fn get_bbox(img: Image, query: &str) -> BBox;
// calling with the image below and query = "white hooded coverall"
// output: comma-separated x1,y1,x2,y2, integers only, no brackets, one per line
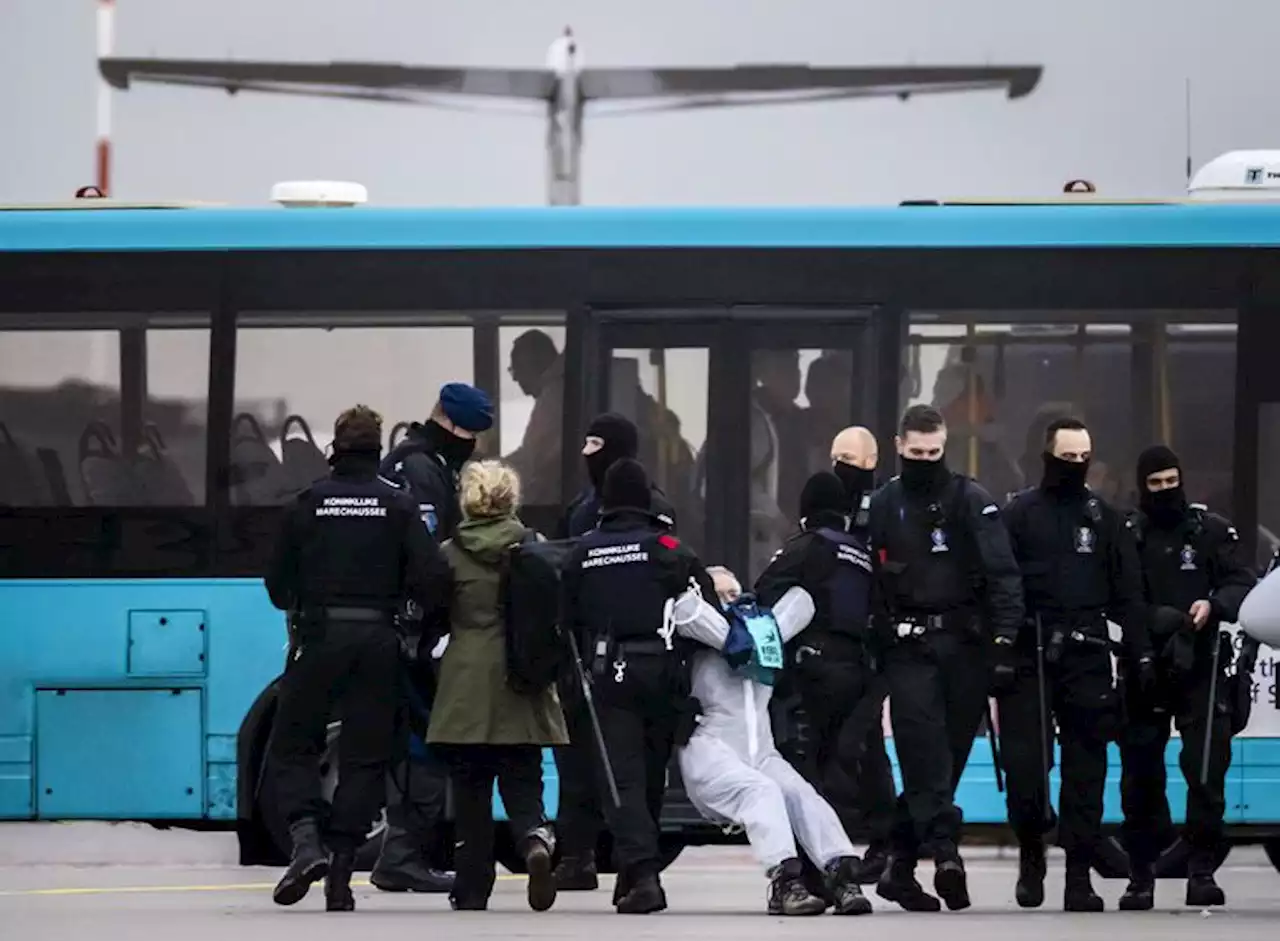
671,585,857,872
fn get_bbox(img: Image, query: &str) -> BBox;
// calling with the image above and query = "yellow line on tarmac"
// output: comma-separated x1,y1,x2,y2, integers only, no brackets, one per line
0,874,523,898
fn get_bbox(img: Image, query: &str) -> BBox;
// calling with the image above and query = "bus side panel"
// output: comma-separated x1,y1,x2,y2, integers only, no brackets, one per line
0,578,284,821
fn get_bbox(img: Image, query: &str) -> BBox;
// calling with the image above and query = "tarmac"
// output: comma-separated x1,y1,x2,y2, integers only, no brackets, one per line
3,822,1279,940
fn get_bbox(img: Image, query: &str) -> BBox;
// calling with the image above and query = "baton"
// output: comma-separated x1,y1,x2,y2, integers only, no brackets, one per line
566,629,621,809
1034,614,1053,825
1201,628,1223,787
986,698,1005,793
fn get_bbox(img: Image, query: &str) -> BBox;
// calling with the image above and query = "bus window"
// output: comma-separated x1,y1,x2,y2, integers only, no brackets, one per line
0,322,209,508
1255,404,1280,568
500,322,566,516
904,314,1236,514
748,348,859,580
610,347,707,557
228,318,476,506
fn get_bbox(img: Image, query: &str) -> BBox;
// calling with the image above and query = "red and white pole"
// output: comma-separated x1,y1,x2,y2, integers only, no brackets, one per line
95,0,115,196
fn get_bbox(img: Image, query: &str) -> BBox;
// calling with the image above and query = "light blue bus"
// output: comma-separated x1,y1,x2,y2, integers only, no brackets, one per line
3,197,1280,878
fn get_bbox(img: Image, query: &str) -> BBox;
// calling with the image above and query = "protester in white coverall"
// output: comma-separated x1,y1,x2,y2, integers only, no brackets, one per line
670,568,872,916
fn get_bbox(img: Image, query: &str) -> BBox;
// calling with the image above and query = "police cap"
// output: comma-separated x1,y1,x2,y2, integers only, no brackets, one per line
439,382,494,433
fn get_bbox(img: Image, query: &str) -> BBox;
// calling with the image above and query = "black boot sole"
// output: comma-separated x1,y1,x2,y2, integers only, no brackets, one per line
935,866,971,911
369,872,455,893
1118,892,1154,911
876,878,942,913
1064,895,1105,913
526,844,557,912
272,858,329,906
1015,880,1045,909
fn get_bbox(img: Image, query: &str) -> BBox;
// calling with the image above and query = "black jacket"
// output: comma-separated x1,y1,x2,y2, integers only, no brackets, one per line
558,483,677,539
379,423,461,542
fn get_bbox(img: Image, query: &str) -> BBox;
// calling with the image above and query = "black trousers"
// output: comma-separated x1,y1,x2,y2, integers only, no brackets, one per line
1119,655,1232,867
793,635,896,847
269,618,400,850
375,663,450,872
553,673,603,860
882,630,989,858
595,652,680,879
436,744,547,905
1000,642,1117,855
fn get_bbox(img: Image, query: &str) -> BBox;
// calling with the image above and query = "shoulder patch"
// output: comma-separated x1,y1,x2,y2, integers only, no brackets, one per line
981,503,999,516
658,534,680,550
1226,526,1239,541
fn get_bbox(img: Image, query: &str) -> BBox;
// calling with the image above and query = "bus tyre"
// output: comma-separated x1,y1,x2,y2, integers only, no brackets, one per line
257,720,387,872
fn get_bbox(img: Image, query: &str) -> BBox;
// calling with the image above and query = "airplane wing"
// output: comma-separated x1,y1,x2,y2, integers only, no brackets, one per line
580,64,1042,104
98,58,555,101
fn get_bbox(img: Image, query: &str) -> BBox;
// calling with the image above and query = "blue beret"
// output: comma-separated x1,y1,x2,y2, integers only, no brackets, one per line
439,382,493,433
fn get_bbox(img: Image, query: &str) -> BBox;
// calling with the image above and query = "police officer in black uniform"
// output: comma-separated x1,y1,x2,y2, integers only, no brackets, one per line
867,405,1024,913
999,417,1154,912
553,413,677,891
754,470,877,913
1117,445,1255,910
265,405,450,911
829,426,897,882
560,458,715,914
371,382,493,894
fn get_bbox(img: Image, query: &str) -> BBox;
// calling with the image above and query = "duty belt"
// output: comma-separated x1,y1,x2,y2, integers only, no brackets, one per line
1032,615,1110,663
892,609,973,639
308,606,393,623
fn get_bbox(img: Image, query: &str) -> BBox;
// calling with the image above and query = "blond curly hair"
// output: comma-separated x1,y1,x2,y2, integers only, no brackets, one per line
460,459,521,520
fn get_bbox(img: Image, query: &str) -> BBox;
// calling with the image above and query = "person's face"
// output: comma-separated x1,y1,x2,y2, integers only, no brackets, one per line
895,429,946,461
756,353,802,403
1145,466,1180,493
582,434,604,456
1050,428,1092,462
831,437,878,471
509,350,544,397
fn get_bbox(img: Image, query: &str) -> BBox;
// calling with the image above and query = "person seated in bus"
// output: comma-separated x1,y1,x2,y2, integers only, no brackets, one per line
425,459,568,912
671,565,872,916
503,329,564,507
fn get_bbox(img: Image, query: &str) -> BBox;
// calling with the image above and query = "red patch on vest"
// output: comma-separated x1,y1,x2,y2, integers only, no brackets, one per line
658,535,680,550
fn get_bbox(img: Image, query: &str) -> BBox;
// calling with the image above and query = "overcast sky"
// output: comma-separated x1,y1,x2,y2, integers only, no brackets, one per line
5,0,1280,206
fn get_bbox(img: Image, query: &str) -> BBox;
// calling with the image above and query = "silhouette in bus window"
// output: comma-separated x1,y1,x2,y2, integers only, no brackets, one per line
503,329,564,507
934,367,1022,502
753,350,809,522
802,352,859,480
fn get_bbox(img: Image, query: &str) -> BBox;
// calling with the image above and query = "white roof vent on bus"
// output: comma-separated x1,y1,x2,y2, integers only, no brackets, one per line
1188,151,1280,201
270,181,368,208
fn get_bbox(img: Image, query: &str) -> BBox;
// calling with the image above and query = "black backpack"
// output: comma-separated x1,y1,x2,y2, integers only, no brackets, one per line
499,532,575,695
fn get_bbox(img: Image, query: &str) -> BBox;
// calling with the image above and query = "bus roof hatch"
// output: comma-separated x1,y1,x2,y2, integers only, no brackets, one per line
270,181,368,208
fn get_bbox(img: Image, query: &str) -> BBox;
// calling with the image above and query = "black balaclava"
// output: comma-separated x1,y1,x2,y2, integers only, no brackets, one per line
601,458,652,512
800,471,849,529
585,412,640,491
833,461,875,510
423,419,476,469
1137,444,1187,527
900,455,950,496
1041,451,1090,494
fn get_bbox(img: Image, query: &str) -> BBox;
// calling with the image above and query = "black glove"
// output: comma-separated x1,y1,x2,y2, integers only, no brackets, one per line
990,634,1018,697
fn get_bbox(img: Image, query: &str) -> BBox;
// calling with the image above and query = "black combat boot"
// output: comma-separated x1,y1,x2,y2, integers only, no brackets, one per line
875,853,942,912
553,850,599,891
823,856,874,915
931,841,970,911
324,850,356,912
369,824,455,893
522,825,558,912
272,818,330,906
1185,849,1226,907
615,865,666,914
1015,839,1046,909
765,858,827,916
1118,859,1155,911
1063,851,1104,912
853,841,889,884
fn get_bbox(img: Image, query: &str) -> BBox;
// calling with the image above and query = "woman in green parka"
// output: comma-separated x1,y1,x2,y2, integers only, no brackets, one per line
427,458,569,912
